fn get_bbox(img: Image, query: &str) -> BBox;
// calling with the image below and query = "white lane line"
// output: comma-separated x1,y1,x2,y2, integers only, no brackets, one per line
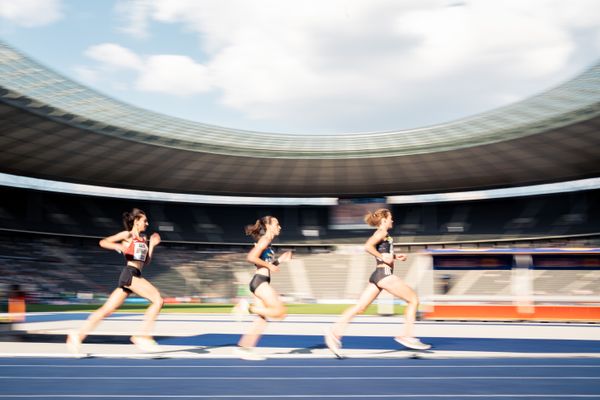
0,395,599,398
2,352,600,360
0,376,598,380
0,364,599,368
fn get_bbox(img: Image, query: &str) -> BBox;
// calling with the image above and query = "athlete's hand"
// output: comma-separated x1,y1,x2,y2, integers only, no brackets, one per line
278,250,293,263
395,253,407,261
381,253,394,265
149,232,161,246
269,263,280,273
117,242,128,253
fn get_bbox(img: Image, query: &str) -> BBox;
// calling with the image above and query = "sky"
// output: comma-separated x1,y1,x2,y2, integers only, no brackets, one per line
0,0,599,135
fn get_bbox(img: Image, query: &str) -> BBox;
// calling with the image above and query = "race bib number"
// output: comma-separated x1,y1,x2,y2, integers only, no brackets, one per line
133,242,148,261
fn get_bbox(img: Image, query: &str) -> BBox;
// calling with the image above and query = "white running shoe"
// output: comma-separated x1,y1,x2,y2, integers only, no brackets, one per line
232,298,250,321
234,346,266,361
394,336,431,350
131,336,162,353
324,328,343,358
66,332,82,354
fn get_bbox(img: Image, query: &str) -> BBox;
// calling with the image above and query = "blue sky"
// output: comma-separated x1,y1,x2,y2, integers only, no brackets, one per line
1,0,599,134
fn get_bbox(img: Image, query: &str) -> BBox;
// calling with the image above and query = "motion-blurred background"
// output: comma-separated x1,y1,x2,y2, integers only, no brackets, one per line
0,1,599,321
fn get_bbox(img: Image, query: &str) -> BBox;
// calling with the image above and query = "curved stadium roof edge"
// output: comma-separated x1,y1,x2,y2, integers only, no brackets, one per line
1,40,599,197
1,40,599,160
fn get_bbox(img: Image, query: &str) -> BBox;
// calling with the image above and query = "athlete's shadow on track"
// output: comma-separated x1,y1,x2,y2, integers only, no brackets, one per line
274,345,433,358
377,349,434,356
185,344,238,354
284,344,327,355
275,344,350,359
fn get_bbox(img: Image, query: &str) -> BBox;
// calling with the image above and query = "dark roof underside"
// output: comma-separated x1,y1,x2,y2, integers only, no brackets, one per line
1,100,599,197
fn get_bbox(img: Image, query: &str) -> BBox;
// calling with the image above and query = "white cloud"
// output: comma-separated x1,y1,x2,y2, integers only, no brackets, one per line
82,44,211,96
114,0,153,39
0,0,63,27
85,43,143,71
111,0,600,130
137,55,212,95
394,2,573,79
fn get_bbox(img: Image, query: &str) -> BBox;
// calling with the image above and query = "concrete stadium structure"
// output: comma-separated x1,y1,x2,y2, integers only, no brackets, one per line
1,40,599,197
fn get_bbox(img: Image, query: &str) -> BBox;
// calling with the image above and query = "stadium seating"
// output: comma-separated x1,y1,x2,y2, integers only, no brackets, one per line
1,186,598,244
0,186,598,303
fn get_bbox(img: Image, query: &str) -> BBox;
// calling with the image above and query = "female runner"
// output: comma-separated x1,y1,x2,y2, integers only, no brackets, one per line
325,208,430,357
67,208,164,353
233,216,292,360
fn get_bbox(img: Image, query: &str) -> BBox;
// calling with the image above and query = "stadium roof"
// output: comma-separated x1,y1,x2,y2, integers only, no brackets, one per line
1,40,599,197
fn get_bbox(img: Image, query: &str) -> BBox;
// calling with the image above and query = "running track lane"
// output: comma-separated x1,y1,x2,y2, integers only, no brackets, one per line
0,357,599,399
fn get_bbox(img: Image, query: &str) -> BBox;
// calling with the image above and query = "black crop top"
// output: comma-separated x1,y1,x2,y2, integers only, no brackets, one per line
375,235,394,263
